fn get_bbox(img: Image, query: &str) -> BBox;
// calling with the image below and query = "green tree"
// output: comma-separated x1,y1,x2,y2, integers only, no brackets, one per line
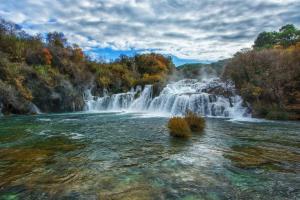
254,31,277,49
46,32,67,48
278,24,300,47
254,24,300,49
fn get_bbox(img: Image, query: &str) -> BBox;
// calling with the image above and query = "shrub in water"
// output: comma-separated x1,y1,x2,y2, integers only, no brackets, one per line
168,117,191,138
185,111,205,132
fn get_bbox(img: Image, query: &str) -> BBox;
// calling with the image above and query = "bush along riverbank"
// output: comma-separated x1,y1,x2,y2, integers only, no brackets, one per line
0,19,175,115
223,24,300,120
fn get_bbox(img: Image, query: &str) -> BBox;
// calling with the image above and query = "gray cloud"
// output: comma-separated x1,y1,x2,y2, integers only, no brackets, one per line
0,0,299,60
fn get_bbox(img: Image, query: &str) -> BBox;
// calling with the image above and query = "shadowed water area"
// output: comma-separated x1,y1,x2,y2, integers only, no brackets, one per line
0,113,299,200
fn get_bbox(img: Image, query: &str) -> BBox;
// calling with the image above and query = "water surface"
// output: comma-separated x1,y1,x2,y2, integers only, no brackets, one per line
0,113,299,199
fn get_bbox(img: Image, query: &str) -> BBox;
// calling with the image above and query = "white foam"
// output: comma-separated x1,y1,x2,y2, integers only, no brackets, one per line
37,118,52,122
84,78,250,119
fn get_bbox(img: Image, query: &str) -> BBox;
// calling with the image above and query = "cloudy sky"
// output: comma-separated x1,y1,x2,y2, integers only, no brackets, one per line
0,0,299,65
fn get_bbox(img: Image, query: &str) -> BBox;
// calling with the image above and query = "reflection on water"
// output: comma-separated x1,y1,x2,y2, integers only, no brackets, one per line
0,113,299,199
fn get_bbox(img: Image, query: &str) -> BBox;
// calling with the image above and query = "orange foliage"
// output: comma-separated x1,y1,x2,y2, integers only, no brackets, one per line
168,117,191,138
136,54,171,74
73,48,84,62
42,48,52,65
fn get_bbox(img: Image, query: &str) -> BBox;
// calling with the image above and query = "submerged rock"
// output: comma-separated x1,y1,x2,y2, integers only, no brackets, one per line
225,146,300,172
0,148,53,187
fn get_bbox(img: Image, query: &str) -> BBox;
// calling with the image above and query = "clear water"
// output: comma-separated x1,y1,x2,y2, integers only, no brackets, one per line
0,113,299,200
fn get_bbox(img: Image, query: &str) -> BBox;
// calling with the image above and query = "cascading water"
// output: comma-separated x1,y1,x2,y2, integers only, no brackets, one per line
30,103,42,114
84,78,250,118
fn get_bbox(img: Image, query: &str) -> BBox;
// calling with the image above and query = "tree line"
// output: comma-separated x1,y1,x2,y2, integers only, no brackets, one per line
223,24,300,120
0,19,175,114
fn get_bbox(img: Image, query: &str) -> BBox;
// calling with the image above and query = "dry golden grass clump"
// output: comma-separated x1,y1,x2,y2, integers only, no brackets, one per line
185,111,206,132
168,117,191,138
168,111,205,138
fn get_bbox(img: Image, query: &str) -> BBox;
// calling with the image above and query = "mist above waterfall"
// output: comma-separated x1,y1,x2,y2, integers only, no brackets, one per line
84,77,250,118
174,60,227,81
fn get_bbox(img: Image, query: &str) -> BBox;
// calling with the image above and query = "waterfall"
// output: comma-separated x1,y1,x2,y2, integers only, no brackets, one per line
29,103,42,114
84,78,250,118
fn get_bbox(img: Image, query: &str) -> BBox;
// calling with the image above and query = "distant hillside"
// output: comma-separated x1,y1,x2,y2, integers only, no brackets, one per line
176,59,228,79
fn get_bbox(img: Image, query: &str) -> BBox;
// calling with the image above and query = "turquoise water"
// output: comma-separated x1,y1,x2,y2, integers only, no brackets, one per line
0,112,299,199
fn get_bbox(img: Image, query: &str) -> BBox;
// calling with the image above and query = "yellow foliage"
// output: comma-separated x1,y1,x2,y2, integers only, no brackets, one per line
8,40,26,62
168,117,191,138
273,45,283,50
99,76,111,88
286,41,300,52
252,86,263,97
14,76,33,101
141,73,163,84
72,47,84,62
122,73,135,87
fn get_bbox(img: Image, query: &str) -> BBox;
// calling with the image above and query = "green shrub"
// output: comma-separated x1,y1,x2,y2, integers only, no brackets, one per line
185,111,205,132
168,117,191,138
252,102,270,117
33,65,60,85
266,110,289,120
253,103,290,120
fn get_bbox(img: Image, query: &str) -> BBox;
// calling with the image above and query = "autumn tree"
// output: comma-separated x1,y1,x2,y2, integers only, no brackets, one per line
72,45,84,62
42,48,52,65
224,42,300,119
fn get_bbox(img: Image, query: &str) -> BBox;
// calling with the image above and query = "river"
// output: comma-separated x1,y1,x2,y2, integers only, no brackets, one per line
0,112,299,199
